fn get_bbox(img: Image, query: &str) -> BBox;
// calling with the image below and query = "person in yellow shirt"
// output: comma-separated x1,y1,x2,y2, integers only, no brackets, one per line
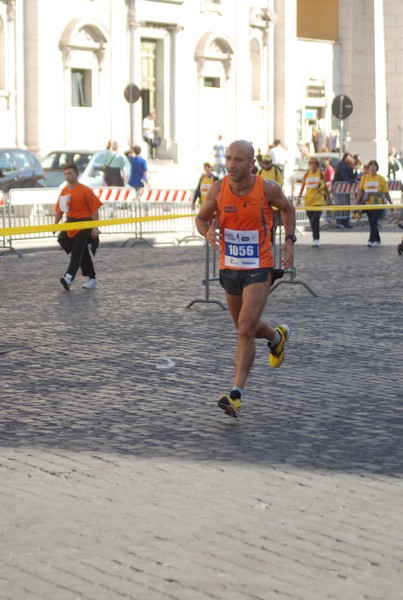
258,156,284,240
355,159,391,247
258,156,284,187
191,162,218,209
296,157,331,247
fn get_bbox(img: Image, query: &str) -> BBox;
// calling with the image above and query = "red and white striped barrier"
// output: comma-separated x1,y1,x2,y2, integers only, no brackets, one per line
0,191,4,206
93,188,138,203
388,180,402,191
331,181,401,193
92,187,192,203
331,182,360,194
140,188,192,203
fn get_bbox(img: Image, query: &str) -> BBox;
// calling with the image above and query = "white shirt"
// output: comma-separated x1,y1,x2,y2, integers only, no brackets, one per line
269,145,288,167
143,117,155,140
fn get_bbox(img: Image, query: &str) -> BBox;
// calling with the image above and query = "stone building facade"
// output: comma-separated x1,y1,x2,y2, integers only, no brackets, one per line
0,0,402,172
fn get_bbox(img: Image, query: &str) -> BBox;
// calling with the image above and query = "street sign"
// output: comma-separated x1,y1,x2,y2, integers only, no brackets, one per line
124,84,141,104
332,95,353,120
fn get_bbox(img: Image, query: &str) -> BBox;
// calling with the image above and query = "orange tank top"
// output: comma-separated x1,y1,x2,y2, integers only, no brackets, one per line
216,175,273,270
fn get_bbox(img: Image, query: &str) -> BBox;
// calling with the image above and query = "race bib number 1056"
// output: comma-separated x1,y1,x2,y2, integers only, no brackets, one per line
224,228,259,268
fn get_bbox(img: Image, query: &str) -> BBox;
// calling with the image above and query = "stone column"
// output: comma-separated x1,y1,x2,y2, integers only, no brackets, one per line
338,0,388,172
273,0,297,166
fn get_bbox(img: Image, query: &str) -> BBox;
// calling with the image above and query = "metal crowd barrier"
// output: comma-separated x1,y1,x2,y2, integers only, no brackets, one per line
0,187,196,253
187,208,319,311
290,180,403,229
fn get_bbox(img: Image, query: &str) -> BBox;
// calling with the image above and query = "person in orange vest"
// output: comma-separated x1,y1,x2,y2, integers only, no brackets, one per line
195,140,296,418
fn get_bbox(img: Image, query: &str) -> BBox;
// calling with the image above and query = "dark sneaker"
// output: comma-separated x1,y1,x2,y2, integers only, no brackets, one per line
217,393,242,418
60,274,73,290
268,324,290,368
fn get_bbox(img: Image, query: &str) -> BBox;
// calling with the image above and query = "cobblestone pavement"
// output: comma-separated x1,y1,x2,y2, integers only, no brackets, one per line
1,224,403,599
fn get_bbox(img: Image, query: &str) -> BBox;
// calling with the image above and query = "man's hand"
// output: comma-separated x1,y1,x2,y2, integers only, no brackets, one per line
205,222,221,249
281,239,294,271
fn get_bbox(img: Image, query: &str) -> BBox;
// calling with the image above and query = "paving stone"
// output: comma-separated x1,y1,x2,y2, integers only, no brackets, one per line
1,225,403,599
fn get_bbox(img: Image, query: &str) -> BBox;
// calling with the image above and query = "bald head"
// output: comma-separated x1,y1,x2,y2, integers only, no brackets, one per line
227,140,255,161
225,140,256,184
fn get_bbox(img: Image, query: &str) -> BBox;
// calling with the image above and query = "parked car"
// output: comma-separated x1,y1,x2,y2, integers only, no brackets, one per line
0,147,46,193
41,150,95,187
79,150,131,188
289,152,340,185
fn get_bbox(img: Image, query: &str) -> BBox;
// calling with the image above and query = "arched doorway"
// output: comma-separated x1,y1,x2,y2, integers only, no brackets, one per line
59,19,109,146
194,33,234,159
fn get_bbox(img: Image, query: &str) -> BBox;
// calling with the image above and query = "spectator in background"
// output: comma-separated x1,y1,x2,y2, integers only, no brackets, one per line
323,157,335,183
258,155,284,187
212,134,227,178
332,152,357,229
296,156,331,247
128,145,149,190
254,148,263,173
192,162,218,210
353,154,363,180
388,148,400,180
268,139,288,173
103,140,126,186
142,111,160,159
258,155,284,241
355,159,392,247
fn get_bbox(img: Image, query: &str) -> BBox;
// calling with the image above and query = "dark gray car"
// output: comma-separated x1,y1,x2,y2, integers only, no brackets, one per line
0,148,46,193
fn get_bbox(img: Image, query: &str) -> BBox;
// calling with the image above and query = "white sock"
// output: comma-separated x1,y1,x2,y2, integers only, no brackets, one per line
270,331,281,348
232,386,243,398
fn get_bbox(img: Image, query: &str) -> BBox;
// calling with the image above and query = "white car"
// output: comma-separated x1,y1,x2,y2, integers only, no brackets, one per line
79,150,132,188
288,152,340,186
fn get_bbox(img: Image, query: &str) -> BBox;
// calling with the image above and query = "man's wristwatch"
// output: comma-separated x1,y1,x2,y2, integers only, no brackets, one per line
285,234,297,243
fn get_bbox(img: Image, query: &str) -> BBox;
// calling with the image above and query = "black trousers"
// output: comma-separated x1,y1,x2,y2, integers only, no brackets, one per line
59,230,96,279
306,210,322,240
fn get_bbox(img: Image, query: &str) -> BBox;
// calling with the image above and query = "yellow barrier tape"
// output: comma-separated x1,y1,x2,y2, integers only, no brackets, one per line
0,212,195,237
294,204,403,212
1,205,402,236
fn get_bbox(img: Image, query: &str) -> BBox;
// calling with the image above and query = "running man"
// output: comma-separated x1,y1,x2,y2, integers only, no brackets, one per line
195,140,296,418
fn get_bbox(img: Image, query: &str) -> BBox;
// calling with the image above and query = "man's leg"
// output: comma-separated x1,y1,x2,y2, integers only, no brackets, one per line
80,244,96,279
65,230,91,278
226,279,275,390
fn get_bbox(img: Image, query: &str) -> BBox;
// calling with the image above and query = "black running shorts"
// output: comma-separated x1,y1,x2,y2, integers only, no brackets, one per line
219,268,284,296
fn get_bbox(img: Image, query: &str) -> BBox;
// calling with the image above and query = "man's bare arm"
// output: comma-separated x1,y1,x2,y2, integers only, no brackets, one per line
264,180,296,270
195,180,222,248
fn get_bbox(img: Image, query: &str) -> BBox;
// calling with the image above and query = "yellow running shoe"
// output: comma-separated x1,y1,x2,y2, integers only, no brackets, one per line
268,324,290,368
217,393,242,418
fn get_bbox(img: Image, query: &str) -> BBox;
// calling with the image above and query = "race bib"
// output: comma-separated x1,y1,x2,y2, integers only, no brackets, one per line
224,228,259,268
306,176,320,189
364,181,379,193
59,194,70,212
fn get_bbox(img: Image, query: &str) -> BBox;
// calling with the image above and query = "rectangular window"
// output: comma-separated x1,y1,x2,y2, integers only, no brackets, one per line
71,68,92,107
141,39,157,119
0,150,14,172
203,77,220,88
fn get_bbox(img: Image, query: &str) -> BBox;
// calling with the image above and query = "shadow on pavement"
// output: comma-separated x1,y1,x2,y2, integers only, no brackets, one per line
1,242,402,475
